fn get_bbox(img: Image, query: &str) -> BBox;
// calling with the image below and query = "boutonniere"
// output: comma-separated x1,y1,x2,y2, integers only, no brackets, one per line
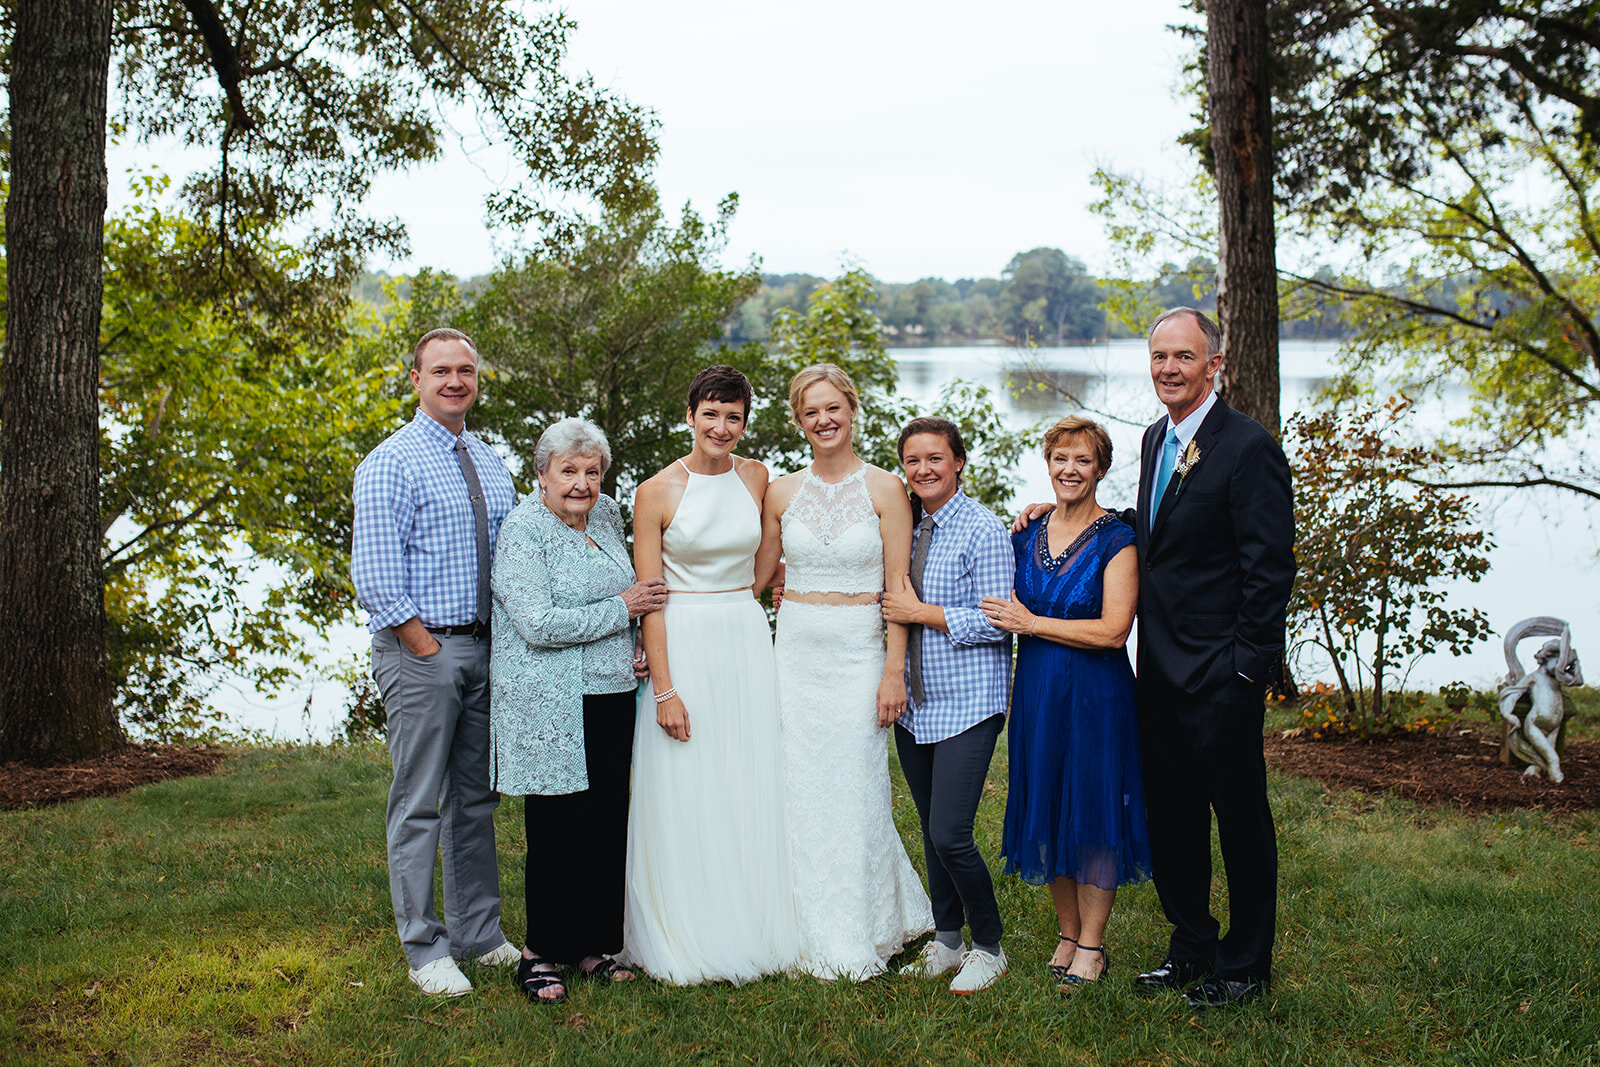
1173,440,1202,497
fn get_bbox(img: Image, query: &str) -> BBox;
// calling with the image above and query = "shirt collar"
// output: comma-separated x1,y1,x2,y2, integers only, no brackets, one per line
1165,389,1218,447
925,487,968,528
412,407,472,450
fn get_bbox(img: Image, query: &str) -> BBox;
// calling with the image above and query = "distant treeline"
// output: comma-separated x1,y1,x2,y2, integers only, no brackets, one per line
727,252,1356,347
356,247,1361,349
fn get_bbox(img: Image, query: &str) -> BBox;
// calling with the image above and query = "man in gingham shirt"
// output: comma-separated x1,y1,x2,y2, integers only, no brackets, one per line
352,328,520,996
881,418,1013,993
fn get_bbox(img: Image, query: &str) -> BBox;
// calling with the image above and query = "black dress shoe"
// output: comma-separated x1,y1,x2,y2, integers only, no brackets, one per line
1183,974,1270,1010
1133,958,1211,992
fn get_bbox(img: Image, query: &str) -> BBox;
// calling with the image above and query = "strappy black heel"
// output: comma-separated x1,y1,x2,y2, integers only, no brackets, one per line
1048,933,1079,982
1057,944,1110,993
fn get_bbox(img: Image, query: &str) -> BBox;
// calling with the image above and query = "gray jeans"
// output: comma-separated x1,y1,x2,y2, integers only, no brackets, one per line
371,629,503,968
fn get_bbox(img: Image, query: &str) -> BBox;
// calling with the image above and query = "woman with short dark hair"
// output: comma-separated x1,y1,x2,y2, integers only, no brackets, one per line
881,415,1014,994
623,365,801,985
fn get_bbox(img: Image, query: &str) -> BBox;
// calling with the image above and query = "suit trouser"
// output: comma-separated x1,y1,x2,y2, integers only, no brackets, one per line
1138,674,1276,981
894,715,1005,948
372,629,504,969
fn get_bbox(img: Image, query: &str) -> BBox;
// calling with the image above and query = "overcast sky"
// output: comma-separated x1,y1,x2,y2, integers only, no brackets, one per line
358,0,1202,283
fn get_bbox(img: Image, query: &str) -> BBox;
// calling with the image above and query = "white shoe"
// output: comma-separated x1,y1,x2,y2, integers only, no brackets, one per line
475,940,521,967
408,956,472,997
948,947,1007,994
899,938,966,979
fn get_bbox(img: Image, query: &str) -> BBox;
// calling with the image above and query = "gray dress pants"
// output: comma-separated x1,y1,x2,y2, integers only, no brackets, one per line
372,629,504,969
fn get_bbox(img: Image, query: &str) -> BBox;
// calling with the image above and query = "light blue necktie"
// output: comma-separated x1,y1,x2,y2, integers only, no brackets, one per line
1150,427,1179,532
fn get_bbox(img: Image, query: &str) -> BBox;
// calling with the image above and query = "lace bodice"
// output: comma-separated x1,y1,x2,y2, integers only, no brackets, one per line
781,465,883,596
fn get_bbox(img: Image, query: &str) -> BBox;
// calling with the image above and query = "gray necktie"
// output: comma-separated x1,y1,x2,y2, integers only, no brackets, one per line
453,438,492,624
906,512,937,707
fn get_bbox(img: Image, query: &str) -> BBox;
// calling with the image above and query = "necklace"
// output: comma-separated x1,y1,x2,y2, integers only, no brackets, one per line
1039,512,1113,572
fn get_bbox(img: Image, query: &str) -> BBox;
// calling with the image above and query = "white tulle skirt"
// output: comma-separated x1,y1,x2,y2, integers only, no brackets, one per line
623,591,800,985
775,601,933,979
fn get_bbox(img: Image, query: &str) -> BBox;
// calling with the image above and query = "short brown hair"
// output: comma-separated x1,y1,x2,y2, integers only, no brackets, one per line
1042,415,1112,476
787,363,860,428
687,364,753,418
412,327,479,372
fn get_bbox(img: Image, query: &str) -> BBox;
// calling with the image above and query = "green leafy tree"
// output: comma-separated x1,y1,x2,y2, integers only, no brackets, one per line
2,0,657,763
453,193,759,507
739,269,1028,518
997,248,1105,345
96,177,405,737
1285,397,1493,734
1258,1,1600,499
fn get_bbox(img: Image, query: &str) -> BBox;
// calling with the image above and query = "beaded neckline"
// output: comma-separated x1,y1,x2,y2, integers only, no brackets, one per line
1038,512,1115,572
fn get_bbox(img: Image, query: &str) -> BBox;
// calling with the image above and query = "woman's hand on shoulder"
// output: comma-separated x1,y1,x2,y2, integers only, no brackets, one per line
1010,502,1054,534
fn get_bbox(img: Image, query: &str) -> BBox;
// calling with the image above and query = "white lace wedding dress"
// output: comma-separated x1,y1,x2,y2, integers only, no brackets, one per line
775,464,933,979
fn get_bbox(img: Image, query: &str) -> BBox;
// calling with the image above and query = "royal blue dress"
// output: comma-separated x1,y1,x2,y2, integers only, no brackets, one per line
1000,513,1153,890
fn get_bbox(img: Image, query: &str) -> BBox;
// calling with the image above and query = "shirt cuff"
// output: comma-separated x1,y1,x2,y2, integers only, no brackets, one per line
366,595,421,633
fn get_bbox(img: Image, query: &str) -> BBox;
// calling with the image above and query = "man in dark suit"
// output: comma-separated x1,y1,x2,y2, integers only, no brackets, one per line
1130,307,1295,1009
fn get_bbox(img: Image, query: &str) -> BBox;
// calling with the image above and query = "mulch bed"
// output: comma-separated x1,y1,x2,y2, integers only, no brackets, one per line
1265,726,1600,814
0,742,225,810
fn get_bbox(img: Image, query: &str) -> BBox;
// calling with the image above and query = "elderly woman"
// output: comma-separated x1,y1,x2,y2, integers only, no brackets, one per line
490,417,666,1005
982,416,1151,991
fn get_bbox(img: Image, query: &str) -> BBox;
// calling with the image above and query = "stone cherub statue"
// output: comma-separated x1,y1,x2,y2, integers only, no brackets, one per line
1497,617,1583,784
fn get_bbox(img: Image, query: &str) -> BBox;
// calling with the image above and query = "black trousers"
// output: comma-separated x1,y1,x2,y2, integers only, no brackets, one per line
523,690,636,964
1138,674,1277,981
894,715,1005,948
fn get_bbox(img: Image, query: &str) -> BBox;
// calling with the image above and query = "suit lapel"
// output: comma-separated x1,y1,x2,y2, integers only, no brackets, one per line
1138,420,1162,548
1150,397,1230,545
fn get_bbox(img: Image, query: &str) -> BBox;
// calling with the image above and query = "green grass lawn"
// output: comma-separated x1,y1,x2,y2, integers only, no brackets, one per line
3,737,1598,1066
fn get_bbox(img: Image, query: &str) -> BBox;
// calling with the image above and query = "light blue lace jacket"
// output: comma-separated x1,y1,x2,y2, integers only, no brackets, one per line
489,492,636,796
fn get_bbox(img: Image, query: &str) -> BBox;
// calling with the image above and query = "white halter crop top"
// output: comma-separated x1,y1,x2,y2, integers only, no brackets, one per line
659,461,761,592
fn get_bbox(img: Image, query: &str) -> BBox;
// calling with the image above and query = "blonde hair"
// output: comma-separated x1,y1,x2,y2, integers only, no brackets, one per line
787,363,860,429
1043,415,1113,476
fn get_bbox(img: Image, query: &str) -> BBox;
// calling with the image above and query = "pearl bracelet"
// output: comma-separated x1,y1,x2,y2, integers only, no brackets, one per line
653,686,678,704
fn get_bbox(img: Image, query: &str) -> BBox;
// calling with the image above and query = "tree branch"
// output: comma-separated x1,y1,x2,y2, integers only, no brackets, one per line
1409,475,1600,501
180,0,255,131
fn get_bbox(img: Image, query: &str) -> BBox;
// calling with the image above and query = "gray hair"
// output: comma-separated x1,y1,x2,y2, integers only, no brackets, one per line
1148,307,1222,359
534,417,612,475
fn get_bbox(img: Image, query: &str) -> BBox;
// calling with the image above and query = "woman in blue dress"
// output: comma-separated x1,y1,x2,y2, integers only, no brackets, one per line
981,415,1152,991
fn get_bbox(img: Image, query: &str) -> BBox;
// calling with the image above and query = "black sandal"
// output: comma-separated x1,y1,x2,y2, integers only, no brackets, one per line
516,956,567,1004
1057,944,1110,993
1048,933,1079,982
578,955,636,983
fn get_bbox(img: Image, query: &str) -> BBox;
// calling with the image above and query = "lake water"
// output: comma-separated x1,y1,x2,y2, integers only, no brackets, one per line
225,339,1600,740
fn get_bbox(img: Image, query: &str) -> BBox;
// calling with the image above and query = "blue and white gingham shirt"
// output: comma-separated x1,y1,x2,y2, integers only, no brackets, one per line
899,489,1013,743
352,409,517,633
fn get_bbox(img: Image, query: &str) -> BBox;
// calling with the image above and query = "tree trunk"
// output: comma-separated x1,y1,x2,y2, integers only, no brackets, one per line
1206,0,1281,438
0,0,121,764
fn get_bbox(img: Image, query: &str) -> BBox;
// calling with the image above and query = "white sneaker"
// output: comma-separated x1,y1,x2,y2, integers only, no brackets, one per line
408,956,472,997
948,947,1007,994
475,940,521,967
899,938,966,978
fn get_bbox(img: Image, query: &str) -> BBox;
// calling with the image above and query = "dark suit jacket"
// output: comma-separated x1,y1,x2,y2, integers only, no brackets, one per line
1132,396,1295,697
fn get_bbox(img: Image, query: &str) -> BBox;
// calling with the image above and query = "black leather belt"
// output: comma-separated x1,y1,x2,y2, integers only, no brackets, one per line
425,622,490,639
